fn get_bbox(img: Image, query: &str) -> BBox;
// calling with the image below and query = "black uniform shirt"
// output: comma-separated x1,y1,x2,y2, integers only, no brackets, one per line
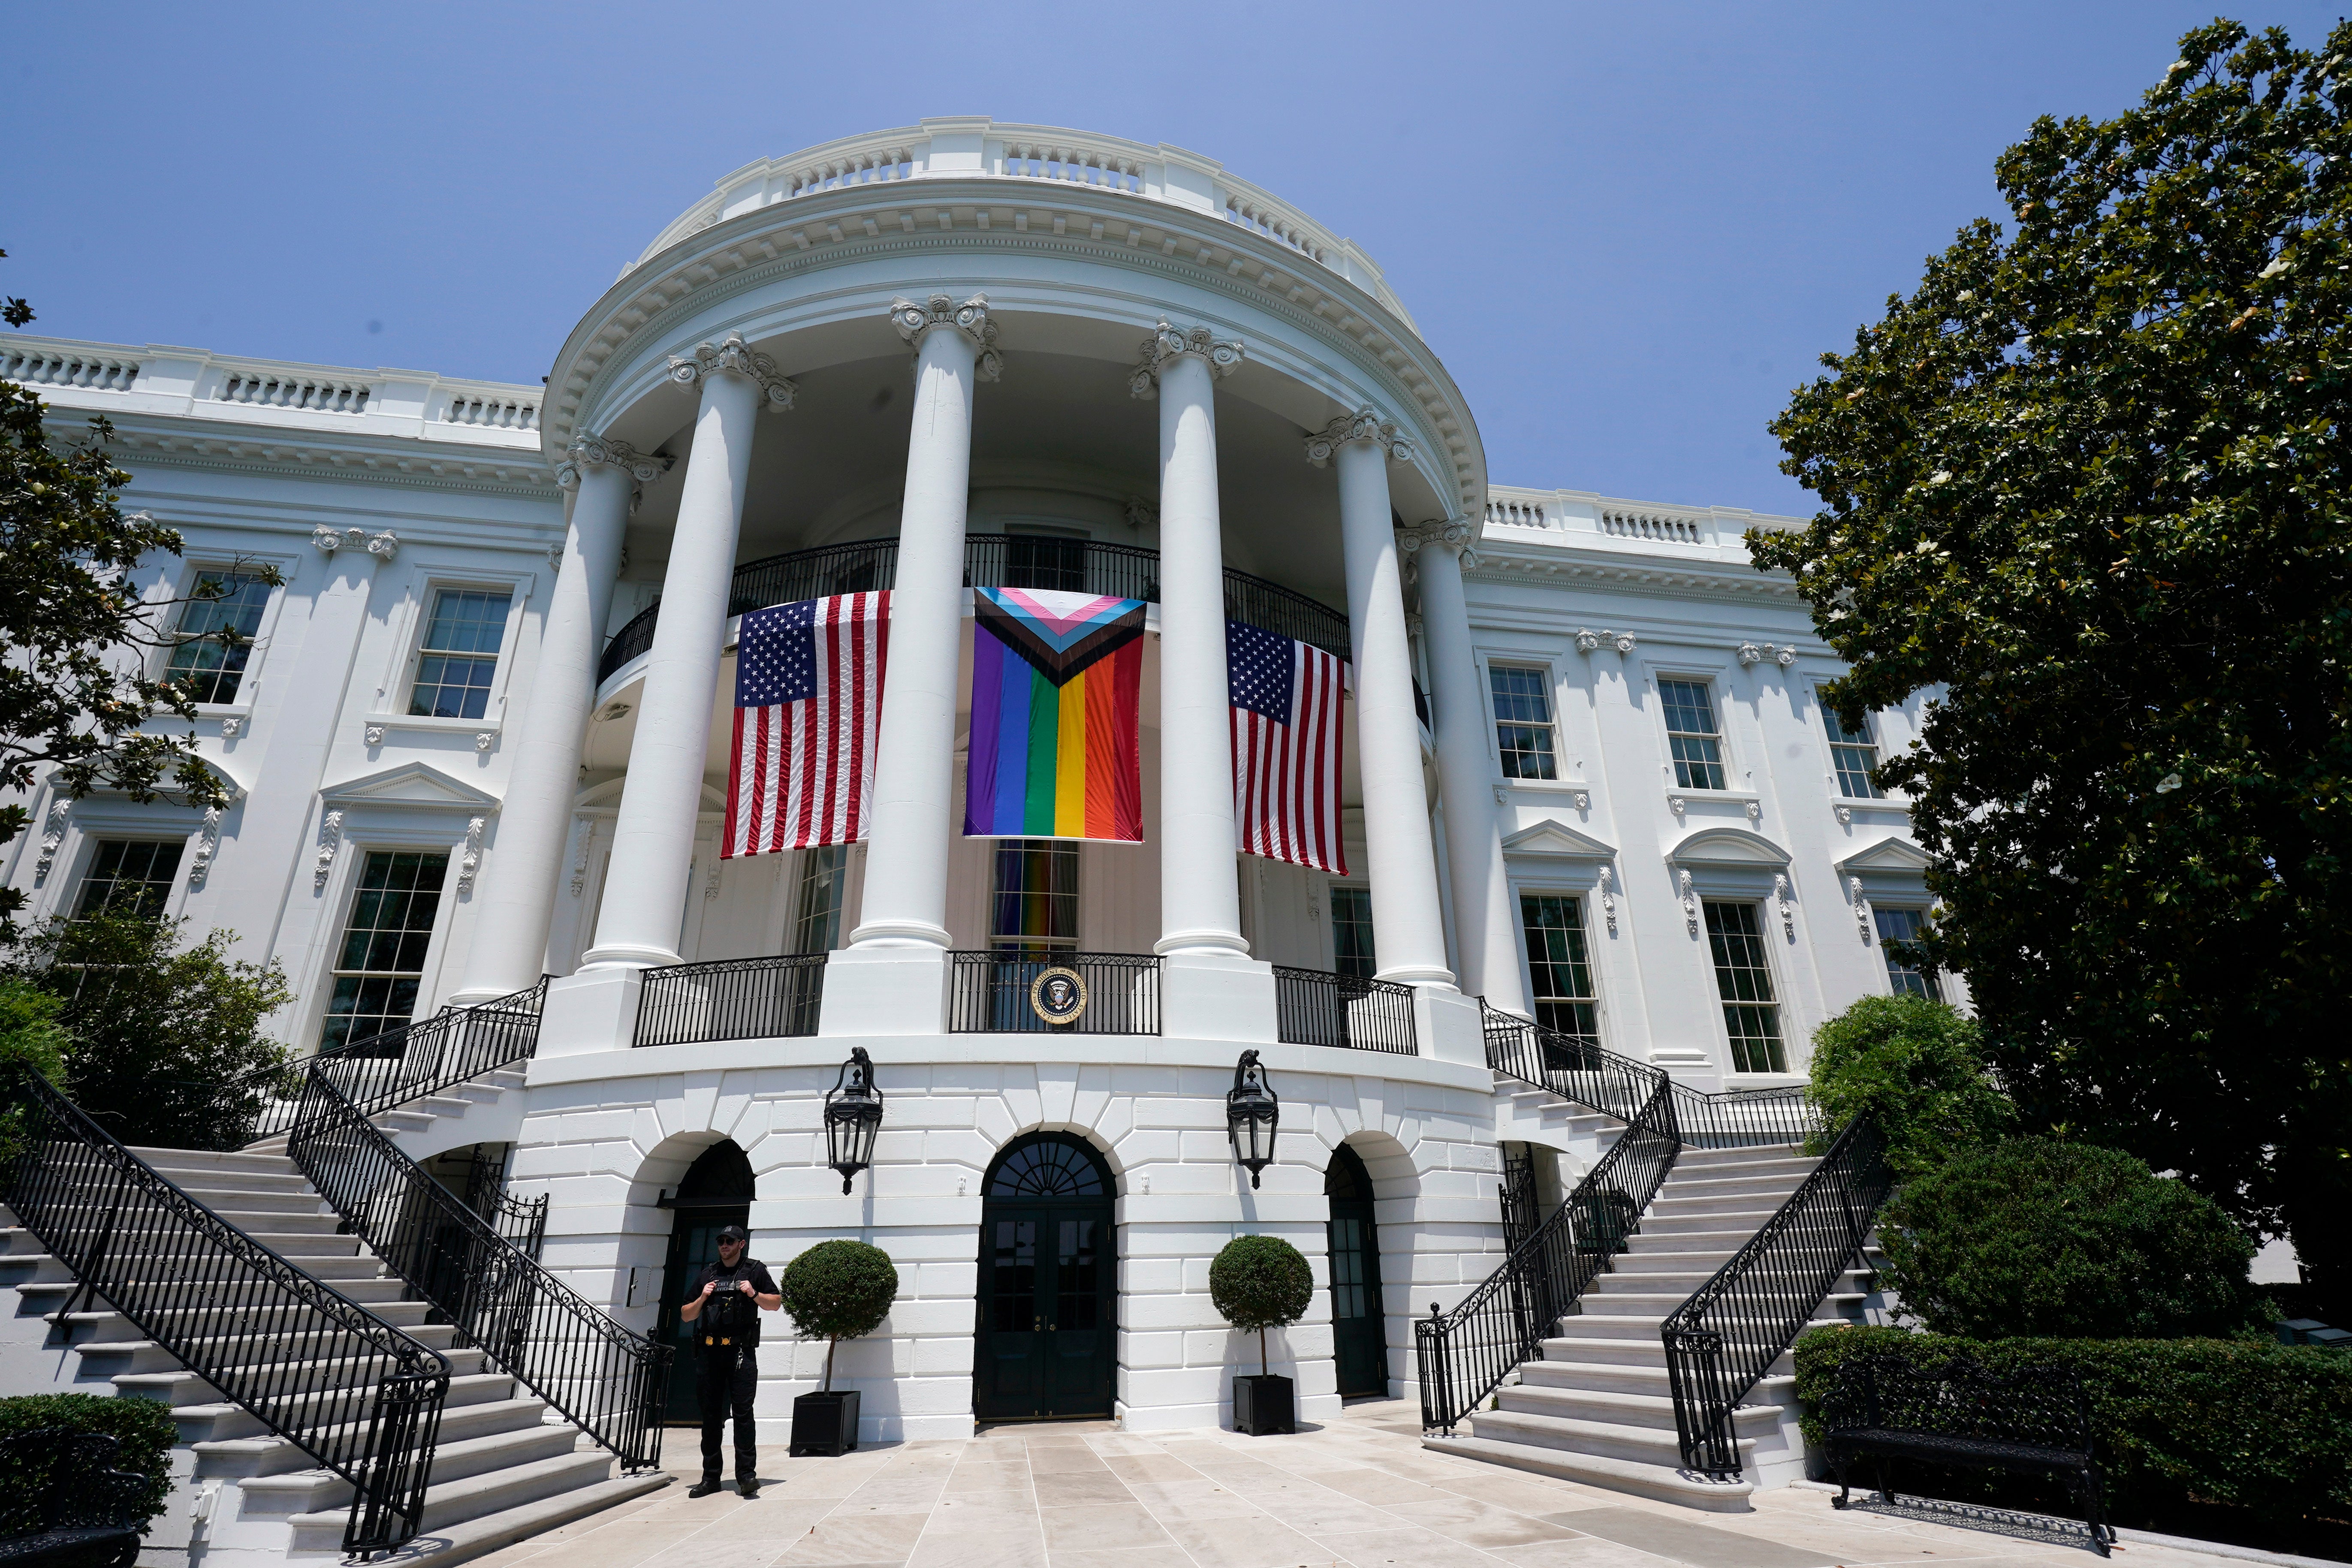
691,1257,778,1343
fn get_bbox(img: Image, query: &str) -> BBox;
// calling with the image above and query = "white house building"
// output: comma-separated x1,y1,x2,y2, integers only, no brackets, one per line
0,120,1947,1556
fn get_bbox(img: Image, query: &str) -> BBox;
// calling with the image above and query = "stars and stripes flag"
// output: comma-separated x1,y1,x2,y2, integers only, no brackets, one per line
722,593,889,856
1227,619,1349,874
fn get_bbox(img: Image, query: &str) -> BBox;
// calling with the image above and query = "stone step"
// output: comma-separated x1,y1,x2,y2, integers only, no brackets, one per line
76,1322,461,1378
1672,1143,1804,1167
283,1450,621,1552
163,1186,326,1215
1425,1432,1756,1511
122,1146,299,1177
1496,1381,1782,1435
241,1422,588,1516
1465,1404,1758,1478
1540,1335,1666,1368
1655,1170,1812,1200
1649,1191,1800,1218
1517,1360,1800,1404
172,1372,518,1444
312,1473,669,1568
115,1347,487,1408
193,1397,555,1480
125,1164,314,1195
49,1298,434,1344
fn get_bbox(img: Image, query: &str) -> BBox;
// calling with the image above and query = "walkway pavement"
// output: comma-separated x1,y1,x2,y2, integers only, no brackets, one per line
469,1401,2245,1568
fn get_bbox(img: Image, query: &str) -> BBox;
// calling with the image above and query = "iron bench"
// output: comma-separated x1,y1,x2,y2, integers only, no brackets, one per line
0,1429,148,1568
1823,1353,2112,1554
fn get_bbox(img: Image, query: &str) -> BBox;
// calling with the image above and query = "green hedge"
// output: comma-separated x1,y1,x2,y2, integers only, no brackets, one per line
0,1393,179,1536
1793,1324,2352,1528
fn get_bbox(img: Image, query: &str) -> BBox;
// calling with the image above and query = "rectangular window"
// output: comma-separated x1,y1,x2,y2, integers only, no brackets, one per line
1659,679,1728,791
1824,706,1884,799
1330,886,1376,980
990,839,1077,955
1874,907,1943,1002
163,570,272,705
407,588,513,720
75,840,184,919
1704,900,1786,1073
1488,665,1559,780
322,850,448,1052
1519,894,1599,1045
793,845,849,956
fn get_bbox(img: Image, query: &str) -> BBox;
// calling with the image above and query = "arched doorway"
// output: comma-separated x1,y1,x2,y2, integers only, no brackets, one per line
655,1140,755,1423
974,1132,1116,1422
1325,1144,1387,1398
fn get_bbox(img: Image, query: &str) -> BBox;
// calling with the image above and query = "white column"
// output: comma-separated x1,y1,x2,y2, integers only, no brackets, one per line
1310,409,1455,988
1140,322,1249,960
1405,520,1526,1011
453,438,661,1001
581,335,792,970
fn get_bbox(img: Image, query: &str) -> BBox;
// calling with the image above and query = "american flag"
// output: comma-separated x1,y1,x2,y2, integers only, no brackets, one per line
722,593,889,857
1228,619,1348,874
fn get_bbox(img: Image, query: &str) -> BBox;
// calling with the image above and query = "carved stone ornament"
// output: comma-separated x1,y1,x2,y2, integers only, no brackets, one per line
1746,799,1762,823
890,293,1003,382
187,805,224,890
364,723,386,747
1680,868,1699,937
1775,873,1795,938
33,800,69,884
1573,790,1591,812
1124,498,1158,532
1836,805,1853,826
1776,645,1798,667
1129,319,1242,400
1574,628,1636,654
1669,795,1687,820
1850,876,1873,943
220,715,244,740
667,332,797,411
1395,517,1479,577
1598,864,1619,935
1737,641,1763,666
1304,407,1413,467
555,433,674,491
365,530,399,564
312,524,350,554
704,859,723,900
1740,640,1799,667
456,816,485,894
314,809,344,890
474,732,495,752
567,817,592,898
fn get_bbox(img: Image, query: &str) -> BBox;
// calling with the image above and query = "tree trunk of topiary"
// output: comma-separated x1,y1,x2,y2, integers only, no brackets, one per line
824,1334,838,1393
1260,1326,1268,1378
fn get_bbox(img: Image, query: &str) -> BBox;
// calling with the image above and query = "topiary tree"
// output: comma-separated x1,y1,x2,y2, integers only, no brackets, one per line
1209,1234,1314,1378
1806,995,2012,1179
778,1239,898,1393
1880,1136,2259,1339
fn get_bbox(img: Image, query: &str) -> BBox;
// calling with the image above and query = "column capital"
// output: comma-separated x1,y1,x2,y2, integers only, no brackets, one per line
556,432,673,490
668,332,797,410
312,525,398,561
1395,516,1476,562
890,293,1004,382
1128,319,1243,400
1306,407,1414,467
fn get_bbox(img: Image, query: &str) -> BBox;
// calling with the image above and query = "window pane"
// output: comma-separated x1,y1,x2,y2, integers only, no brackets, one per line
164,571,271,705
1823,707,1884,799
1331,886,1376,980
1703,901,1785,1072
1874,907,1943,1002
322,850,448,1052
75,840,184,919
408,590,511,719
1488,666,1557,780
795,845,848,955
1519,894,1598,1045
990,839,1077,953
1659,679,1727,791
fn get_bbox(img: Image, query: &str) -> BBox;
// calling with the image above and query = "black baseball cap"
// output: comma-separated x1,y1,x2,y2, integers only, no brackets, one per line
717,1224,749,1243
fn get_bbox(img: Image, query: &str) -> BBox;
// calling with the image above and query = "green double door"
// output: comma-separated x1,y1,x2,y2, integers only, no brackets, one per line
974,1199,1116,1420
1326,1144,1387,1398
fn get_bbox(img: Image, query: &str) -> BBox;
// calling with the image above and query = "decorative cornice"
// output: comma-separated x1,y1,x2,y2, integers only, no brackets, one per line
890,293,1004,382
667,332,797,411
556,433,673,489
1305,407,1412,467
1128,319,1243,400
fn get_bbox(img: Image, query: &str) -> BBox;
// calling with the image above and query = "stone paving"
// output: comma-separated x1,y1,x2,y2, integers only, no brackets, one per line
469,1401,2237,1568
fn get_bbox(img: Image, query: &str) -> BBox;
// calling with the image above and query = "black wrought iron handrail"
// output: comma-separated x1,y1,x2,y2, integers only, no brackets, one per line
286,1069,670,1473
1662,1115,1894,1477
1483,1005,1817,1150
946,951,1161,1035
634,954,826,1046
1271,967,1418,1055
1417,1064,1681,1435
3,1069,449,1552
1667,1080,1816,1152
596,535,1353,682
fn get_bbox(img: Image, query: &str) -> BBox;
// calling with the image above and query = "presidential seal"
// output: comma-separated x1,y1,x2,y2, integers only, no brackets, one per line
1029,965,1089,1026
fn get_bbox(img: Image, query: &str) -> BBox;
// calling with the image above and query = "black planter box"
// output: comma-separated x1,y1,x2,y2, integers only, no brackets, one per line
788,1389,861,1456
1232,1374,1294,1436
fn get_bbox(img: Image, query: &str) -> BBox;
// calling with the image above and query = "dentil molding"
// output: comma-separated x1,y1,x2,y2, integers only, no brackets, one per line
890,293,1004,382
1305,407,1413,467
1128,320,1242,400
667,333,797,411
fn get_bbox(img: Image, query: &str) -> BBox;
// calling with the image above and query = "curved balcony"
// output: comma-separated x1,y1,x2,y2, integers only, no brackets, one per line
596,534,1351,685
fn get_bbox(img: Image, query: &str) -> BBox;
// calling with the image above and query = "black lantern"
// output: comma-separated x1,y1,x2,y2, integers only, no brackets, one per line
1225,1049,1279,1190
823,1046,884,1194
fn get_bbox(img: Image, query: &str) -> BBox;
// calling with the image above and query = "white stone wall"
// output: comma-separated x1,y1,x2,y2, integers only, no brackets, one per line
512,1036,1504,1443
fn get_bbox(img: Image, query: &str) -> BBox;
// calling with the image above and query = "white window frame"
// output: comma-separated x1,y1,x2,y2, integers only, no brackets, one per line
304,817,471,1051
368,564,536,742
146,549,300,718
1651,668,1736,794
1675,858,1802,1081
1509,879,1608,1049
1484,659,1564,782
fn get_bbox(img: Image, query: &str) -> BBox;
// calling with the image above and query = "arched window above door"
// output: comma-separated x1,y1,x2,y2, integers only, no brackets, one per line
1324,1142,1371,1201
986,1132,1113,1199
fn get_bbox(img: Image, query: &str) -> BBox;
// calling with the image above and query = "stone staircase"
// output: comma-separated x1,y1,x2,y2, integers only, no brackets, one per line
1426,1139,1880,1511
246,1065,530,1161
0,1140,666,1565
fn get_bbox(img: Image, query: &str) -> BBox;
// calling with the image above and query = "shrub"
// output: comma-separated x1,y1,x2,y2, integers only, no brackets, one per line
1209,1235,1314,1378
1879,1137,2257,1339
779,1239,898,1392
1794,1324,2352,1538
0,976,67,1161
1805,995,2010,1178
0,1391,180,1536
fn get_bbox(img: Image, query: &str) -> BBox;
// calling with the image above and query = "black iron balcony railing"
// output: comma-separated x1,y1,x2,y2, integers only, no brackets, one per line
5,1068,449,1552
1662,1115,1894,1477
947,950,1162,1035
634,954,827,1046
1271,967,1418,1055
597,535,1352,683
1481,1004,1817,1152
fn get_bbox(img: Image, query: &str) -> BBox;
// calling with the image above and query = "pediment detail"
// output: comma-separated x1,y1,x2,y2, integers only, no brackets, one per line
1839,835,1933,874
1665,825,1791,867
1501,819,1617,859
320,761,501,811
81,753,250,802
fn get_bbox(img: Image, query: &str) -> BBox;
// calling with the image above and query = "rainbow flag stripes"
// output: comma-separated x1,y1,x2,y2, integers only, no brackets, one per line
964,588,1145,842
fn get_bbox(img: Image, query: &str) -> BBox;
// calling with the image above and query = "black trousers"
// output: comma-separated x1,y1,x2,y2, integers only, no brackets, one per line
695,1337,759,1480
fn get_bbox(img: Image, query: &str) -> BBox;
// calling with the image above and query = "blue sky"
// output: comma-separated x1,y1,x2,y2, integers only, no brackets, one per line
5,2,2339,516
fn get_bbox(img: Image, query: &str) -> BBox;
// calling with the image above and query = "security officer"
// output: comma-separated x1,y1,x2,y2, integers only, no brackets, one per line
680,1223,780,1497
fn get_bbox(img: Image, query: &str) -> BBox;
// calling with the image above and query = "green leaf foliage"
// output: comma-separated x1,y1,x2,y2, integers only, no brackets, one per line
779,1239,899,1344
1208,1235,1314,1334
0,1391,181,1535
0,975,67,1161
1805,995,2011,1178
1880,1137,2258,1339
1794,1324,2352,1538
1751,18,2352,1310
